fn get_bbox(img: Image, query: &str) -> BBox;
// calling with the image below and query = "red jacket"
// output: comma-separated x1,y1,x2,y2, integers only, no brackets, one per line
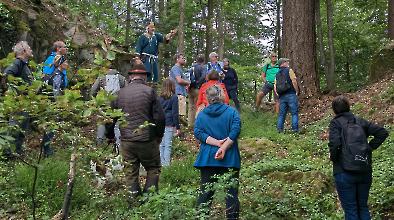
196,80,229,108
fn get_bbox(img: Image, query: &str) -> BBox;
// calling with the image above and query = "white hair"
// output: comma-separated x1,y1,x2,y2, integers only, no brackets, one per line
206,85,224,104
12,41,30,56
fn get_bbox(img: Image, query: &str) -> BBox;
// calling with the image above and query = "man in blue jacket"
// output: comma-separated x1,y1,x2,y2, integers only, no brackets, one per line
42,41,68,88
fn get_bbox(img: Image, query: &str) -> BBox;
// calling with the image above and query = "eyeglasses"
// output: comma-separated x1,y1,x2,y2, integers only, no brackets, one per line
271,56,277,58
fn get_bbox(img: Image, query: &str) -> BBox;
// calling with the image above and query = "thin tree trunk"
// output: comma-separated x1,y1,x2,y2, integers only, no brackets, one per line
345,56,351,82
52,153,77,220
326,0,335,91
217,0,224,60
275,0,282,56
205,0,214,61
315,0,328,83
150,0,156,21
389,0,394,40
197,0,204,57
282,0,319,97
178,0,185,54
125,0,131,46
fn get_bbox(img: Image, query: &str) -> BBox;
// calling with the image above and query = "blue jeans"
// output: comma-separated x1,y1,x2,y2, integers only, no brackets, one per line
335,172,372,220
159,127,174,166
277,93,299,132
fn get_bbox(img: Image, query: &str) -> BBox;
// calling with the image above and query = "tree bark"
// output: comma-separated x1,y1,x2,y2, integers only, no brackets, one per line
326,0,335,91
177,0,185,54
274,0,282,57
150,0,156,21
389,0,394,40
125,0,131,46
282,0,319,97
217,0,225,60
205,0,214,61
315,0,328,84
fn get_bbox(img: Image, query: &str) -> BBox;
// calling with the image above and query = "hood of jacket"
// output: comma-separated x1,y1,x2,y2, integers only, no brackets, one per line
203,103,229,117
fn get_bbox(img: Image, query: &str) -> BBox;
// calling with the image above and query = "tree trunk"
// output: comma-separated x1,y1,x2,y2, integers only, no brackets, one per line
177,0,185,54
274,0,282,57
205,0,214,61
150,0,156,21
282,0,319,97
326,0,335,91
217,0,225,60
389,0,394,40
125,0,131,46
315,0,328,83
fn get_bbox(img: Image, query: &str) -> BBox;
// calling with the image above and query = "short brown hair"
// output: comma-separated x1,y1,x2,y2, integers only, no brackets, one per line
332,95,350,115
207,70,220,81
160,78,175,99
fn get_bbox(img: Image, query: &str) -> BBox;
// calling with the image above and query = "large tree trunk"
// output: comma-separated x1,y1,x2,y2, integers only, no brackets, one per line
389,0,394,40
205,0,214,61
177,0,185,54
315,0,328,84
217,0,224,60
125,0,131,46
274,0,282,57
282,0,319,97
326,0,335,91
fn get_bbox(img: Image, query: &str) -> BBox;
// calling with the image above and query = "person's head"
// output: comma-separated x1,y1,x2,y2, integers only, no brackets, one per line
270,52,278,63
160,78,175,99
131,56,143,68
13,41,33,60
332,95,351,115
146,21,155,34
223,58,230,69
278,58,290,67
209,52,219,63
174,53,186,66
128,63,148,80
196,55,205,64
53,41,67,55
206,85,224,105
207,70,220,81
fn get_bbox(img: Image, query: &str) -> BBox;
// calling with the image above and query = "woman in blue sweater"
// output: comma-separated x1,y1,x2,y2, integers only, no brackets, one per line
159,79,180,166
194,85,241,219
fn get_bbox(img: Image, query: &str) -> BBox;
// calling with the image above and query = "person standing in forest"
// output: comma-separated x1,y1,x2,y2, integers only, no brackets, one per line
113,63,165,205
328,95,388,220
255,52,280,112
223,58,241,112
135,22,177,83
274,58,299,133
169,54,190,122
42,41,68,89
188,55,206,127
206,52,224,79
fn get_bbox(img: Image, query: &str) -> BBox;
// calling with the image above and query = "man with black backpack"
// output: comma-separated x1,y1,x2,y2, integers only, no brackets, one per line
274,58,299,133
187,55,206,127
328,95,388,220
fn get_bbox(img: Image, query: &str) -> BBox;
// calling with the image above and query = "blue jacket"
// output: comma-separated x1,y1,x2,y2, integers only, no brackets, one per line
194,103,241,169
42,52,68,87
159,94,180,129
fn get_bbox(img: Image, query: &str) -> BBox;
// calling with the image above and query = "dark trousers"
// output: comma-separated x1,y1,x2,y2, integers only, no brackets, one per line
121,140,161,194
197,167,240,220
228,89,241,112
335,172,372,220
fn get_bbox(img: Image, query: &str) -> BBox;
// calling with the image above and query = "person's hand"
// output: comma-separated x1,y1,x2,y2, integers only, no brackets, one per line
216,138,227,147
215,148,226,160
175,129,181,137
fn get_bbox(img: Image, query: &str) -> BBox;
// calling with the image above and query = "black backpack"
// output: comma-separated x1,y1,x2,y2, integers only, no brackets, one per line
275,68,292,95
338,117,371,173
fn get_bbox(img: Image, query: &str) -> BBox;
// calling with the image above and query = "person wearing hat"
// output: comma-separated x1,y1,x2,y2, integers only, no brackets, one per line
205,52,224,78
274,58,300,133
135,21,177,83
255,52,280,112
113,63,165,205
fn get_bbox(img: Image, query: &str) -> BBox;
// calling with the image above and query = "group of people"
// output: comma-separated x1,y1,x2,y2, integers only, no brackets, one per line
1,21,389,220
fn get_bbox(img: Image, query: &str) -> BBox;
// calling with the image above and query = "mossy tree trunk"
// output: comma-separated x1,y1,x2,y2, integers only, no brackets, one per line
389,0,394,40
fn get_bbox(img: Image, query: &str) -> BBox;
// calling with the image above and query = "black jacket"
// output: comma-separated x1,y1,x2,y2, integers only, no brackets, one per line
223,67,238,91
4,58,33,85
328,112,388,175
159,94,180,129
113,78,165,142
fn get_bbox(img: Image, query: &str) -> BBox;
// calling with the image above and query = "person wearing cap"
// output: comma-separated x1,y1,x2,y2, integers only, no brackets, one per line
42,41,68,88
206,52,224,78
223,58,241,112
194,85,241,219
169,53,190,120
113,63,165,205
135,22,177,83
255,52,280,113
274,58,300,133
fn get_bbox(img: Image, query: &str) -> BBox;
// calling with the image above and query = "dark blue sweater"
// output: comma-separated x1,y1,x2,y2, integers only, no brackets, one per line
159,94,180,129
